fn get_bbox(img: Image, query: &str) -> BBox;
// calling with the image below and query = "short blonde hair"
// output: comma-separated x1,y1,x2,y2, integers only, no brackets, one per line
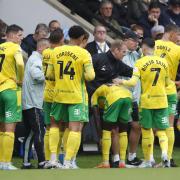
110,40,124,51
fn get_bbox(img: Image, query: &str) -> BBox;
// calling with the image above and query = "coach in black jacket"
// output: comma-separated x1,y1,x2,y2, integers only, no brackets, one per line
87,40,133,97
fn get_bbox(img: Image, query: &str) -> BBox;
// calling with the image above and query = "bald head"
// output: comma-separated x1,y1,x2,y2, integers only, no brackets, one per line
37,38,50,53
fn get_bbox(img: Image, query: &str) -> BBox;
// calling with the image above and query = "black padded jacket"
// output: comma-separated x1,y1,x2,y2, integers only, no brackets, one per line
87,50,133,97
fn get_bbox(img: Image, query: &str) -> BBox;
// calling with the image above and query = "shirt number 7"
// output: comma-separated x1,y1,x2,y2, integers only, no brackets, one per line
151,68,161,86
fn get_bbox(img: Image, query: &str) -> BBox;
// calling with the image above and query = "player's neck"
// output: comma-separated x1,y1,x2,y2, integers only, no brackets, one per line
5,39,18,44
69,39,80,46
145,50,154,56
51,43,61,48
162,34,170,41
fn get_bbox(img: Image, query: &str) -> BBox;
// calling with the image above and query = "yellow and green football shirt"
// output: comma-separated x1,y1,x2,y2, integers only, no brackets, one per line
125,55,170,109
0,42,24,92
42,48,55,103
91,84,132,110
51,45,94,104
154,40,180,95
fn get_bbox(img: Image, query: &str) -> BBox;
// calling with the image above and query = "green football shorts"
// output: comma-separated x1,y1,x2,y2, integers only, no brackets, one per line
140,108,169,129
167,94,177,115
43,101,52,125
103,98,132,123
0,88,22,123
50,102,89,122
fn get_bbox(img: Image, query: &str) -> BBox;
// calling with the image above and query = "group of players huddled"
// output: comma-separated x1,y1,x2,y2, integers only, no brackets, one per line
0,22,180,170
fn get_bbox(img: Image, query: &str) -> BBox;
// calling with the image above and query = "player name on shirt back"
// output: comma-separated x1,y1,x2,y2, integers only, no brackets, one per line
156,45,171,52
141,59,168,71
56,51,78,61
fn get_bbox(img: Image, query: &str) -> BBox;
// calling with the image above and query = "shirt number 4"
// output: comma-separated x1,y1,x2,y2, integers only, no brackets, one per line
57,60,75,80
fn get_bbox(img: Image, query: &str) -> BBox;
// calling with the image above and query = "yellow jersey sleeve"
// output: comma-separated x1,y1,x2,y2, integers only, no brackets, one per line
14,47,24,83
82,50,95,81
0,42,24,92
123,65,140,87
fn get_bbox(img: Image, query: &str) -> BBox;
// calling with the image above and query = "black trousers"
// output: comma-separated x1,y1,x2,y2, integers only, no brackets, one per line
22,108,45,164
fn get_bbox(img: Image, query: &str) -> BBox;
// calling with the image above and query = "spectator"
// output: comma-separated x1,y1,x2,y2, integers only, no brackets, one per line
131,25,144,39
157,0,169,12
111,0,128,27
86,25,110,56
85,0,101,14
0,19,7,44
166,0,180,26
48,20,61,32
126,0,149,25
151,25,165,39
48,20,70,44
138,1,171,38
131,24,144,46
85,25,110,154
22,38,50,169
91,0,123,39
21,23,49,57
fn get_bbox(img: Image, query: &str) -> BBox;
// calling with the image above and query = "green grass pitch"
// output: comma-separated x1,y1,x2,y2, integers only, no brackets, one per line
1,146,180,180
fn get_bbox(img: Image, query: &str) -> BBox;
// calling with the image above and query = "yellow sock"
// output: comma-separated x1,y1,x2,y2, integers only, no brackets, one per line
62,128,70,154
49,127,59,156
102,130,111,162
119,132,128,161
0,132,4,162
141,128,152,161
156,130,168,156
166,127,174,159
57,130,64,155
65,131,79,161
73,132,81,158
3,132,14,162
150,129,154,160
44,130,50,161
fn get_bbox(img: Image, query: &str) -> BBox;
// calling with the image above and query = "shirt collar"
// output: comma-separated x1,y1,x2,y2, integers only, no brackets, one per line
32,51,42,59
107,50,117,62
96,41,106,46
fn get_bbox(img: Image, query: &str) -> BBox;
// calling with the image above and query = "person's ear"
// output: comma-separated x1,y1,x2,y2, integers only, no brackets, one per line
79,35,85,42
